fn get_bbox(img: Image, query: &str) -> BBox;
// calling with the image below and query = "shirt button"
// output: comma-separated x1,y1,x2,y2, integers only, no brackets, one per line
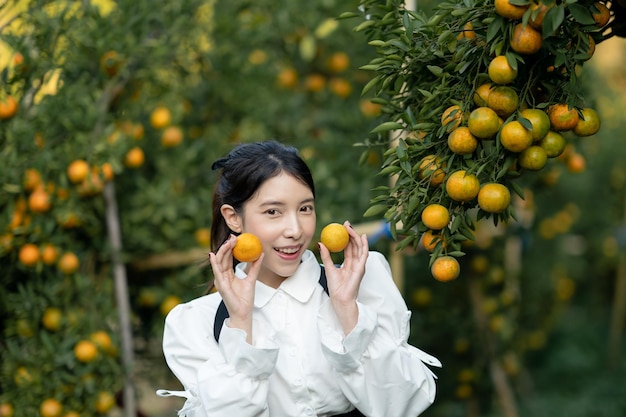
305,407,314,416
294,378,303,386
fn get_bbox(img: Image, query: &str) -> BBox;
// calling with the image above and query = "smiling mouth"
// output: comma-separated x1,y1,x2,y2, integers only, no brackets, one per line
274,245,301,255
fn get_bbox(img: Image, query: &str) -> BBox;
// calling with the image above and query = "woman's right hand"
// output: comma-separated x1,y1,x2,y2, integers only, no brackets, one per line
208,234,263,343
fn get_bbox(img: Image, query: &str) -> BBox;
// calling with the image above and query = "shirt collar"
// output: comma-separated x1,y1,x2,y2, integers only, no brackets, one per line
234,250,321,308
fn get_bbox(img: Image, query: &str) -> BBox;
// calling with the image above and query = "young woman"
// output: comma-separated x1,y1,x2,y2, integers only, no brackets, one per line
157,141,440,417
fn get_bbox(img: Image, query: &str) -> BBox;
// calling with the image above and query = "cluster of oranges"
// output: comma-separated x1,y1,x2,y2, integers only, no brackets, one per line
399,1,610,282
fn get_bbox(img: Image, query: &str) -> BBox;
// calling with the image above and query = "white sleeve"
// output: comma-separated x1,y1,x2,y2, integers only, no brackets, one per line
161,301,279,417
317,251,441,417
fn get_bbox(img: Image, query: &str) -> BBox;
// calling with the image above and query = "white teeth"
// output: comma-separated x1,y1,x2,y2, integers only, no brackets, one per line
276,247,298,254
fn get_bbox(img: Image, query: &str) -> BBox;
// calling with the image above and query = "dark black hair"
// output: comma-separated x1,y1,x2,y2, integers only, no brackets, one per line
210,140,316,253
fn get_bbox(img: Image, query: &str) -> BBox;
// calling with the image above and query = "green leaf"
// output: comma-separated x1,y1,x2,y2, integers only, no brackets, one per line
427,65,443,77
487,16,503,43
568,4,595,25
363,204,389,217
370,121,403,134
354,19,377,32
361,75,382,96
543,5,564,38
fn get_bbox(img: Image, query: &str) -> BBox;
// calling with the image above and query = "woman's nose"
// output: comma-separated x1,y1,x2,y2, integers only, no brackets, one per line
283,214,303,239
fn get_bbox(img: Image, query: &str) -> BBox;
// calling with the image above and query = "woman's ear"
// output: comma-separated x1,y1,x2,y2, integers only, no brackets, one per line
220,204,242,234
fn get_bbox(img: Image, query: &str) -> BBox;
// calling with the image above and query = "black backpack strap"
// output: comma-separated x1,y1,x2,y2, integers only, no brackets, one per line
213,265,331,343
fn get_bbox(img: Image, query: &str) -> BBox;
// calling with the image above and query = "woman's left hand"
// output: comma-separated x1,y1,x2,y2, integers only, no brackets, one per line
319,220,369,334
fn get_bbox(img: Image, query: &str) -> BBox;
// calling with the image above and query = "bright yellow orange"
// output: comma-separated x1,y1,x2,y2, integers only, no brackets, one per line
478,183,511,213
448,127,478,155
511,23,542,55
572,107,601,137
18,243,40,266
487,86,519,117
194,228,211,247
101,162,114,181
500,120,533,152
40,399,62,417
67,160,90,184
457,21,476,40
418,155,446,187
41,244,59,265
28,187,51,213
495,0,529,19
94,391,116,414
431,255,461,282
277,67,298,89
161,126,184,147
359,99,382,118
233,232,264,261
124,147,145,168
58,252,80,274
305,73,326,92
566,153,586,173
320,223,349,253
468,107,500,139
23,169,42,192
0,96,18,120
445,170,480,202
42,307,62,331
150,106,172,129
421,204,450,230
548,104,580,131
488,56,517,85
0,403,14,417
520,108,551,141
327,51,350,73
441,105,464,132
90,330,113,353
329,78,352,98
529,1,554,30
74,340,98,363
539,131,567,157
421,230,445,252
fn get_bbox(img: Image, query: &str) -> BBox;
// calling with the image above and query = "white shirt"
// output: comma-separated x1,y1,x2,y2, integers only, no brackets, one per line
157,250,441,417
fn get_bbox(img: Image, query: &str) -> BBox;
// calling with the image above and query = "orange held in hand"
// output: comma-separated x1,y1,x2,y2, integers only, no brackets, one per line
233,233,263,262
320,223,350,252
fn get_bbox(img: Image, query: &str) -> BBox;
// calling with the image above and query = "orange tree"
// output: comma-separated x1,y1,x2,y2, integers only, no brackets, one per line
1,0,382,414
344,0,626,416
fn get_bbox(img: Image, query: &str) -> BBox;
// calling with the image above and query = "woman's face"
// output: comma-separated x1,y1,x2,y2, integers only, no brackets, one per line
239,172,316,286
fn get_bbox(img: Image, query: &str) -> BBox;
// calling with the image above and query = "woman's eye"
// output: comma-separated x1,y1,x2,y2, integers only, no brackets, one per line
266,209,279,215
301,205,314,213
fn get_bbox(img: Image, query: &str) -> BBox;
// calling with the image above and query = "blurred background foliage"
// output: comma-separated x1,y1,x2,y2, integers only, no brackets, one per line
1,0,625,416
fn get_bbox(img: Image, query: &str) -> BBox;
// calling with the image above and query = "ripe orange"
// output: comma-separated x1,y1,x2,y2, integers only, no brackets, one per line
457,21,476,40
468,107,500,139
329,78,352,98
473,83,493,107
40,398,62,417
510,23,542,55
520,108,551,141
74,340,98,363
194,228,211,247
161,125,184,147
320,223,349,253
572,107,601,137
591,2,610,27
441,105,464,132
327,51,350,73
548,104,580,131
305,73,326,92
500,120,533,152
23,169,42,192
42,307,62,331
487,86,519,117
566,153,586,173
41,244,59,265
18,243,40,266
495,0,529,19
418,155,446,187
488,56,517,85
124,146,145,168
518,145,548,170
0,96,18,119
445,170,480,202
529,1,554,30
58,252,80,274
277,67,298,89
28,188,51,213
94,391,116,414
0,403,14,417
359,99,382,118
101,162,114,181
233,232,264,261
66,160,90,184
150,106,172,129
421,230,446,252
160,295,182,316
448,127,478,154
478,183,511,213
90,330,113,353
431,255,461,282
539,131,567,157
421,204,450,230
